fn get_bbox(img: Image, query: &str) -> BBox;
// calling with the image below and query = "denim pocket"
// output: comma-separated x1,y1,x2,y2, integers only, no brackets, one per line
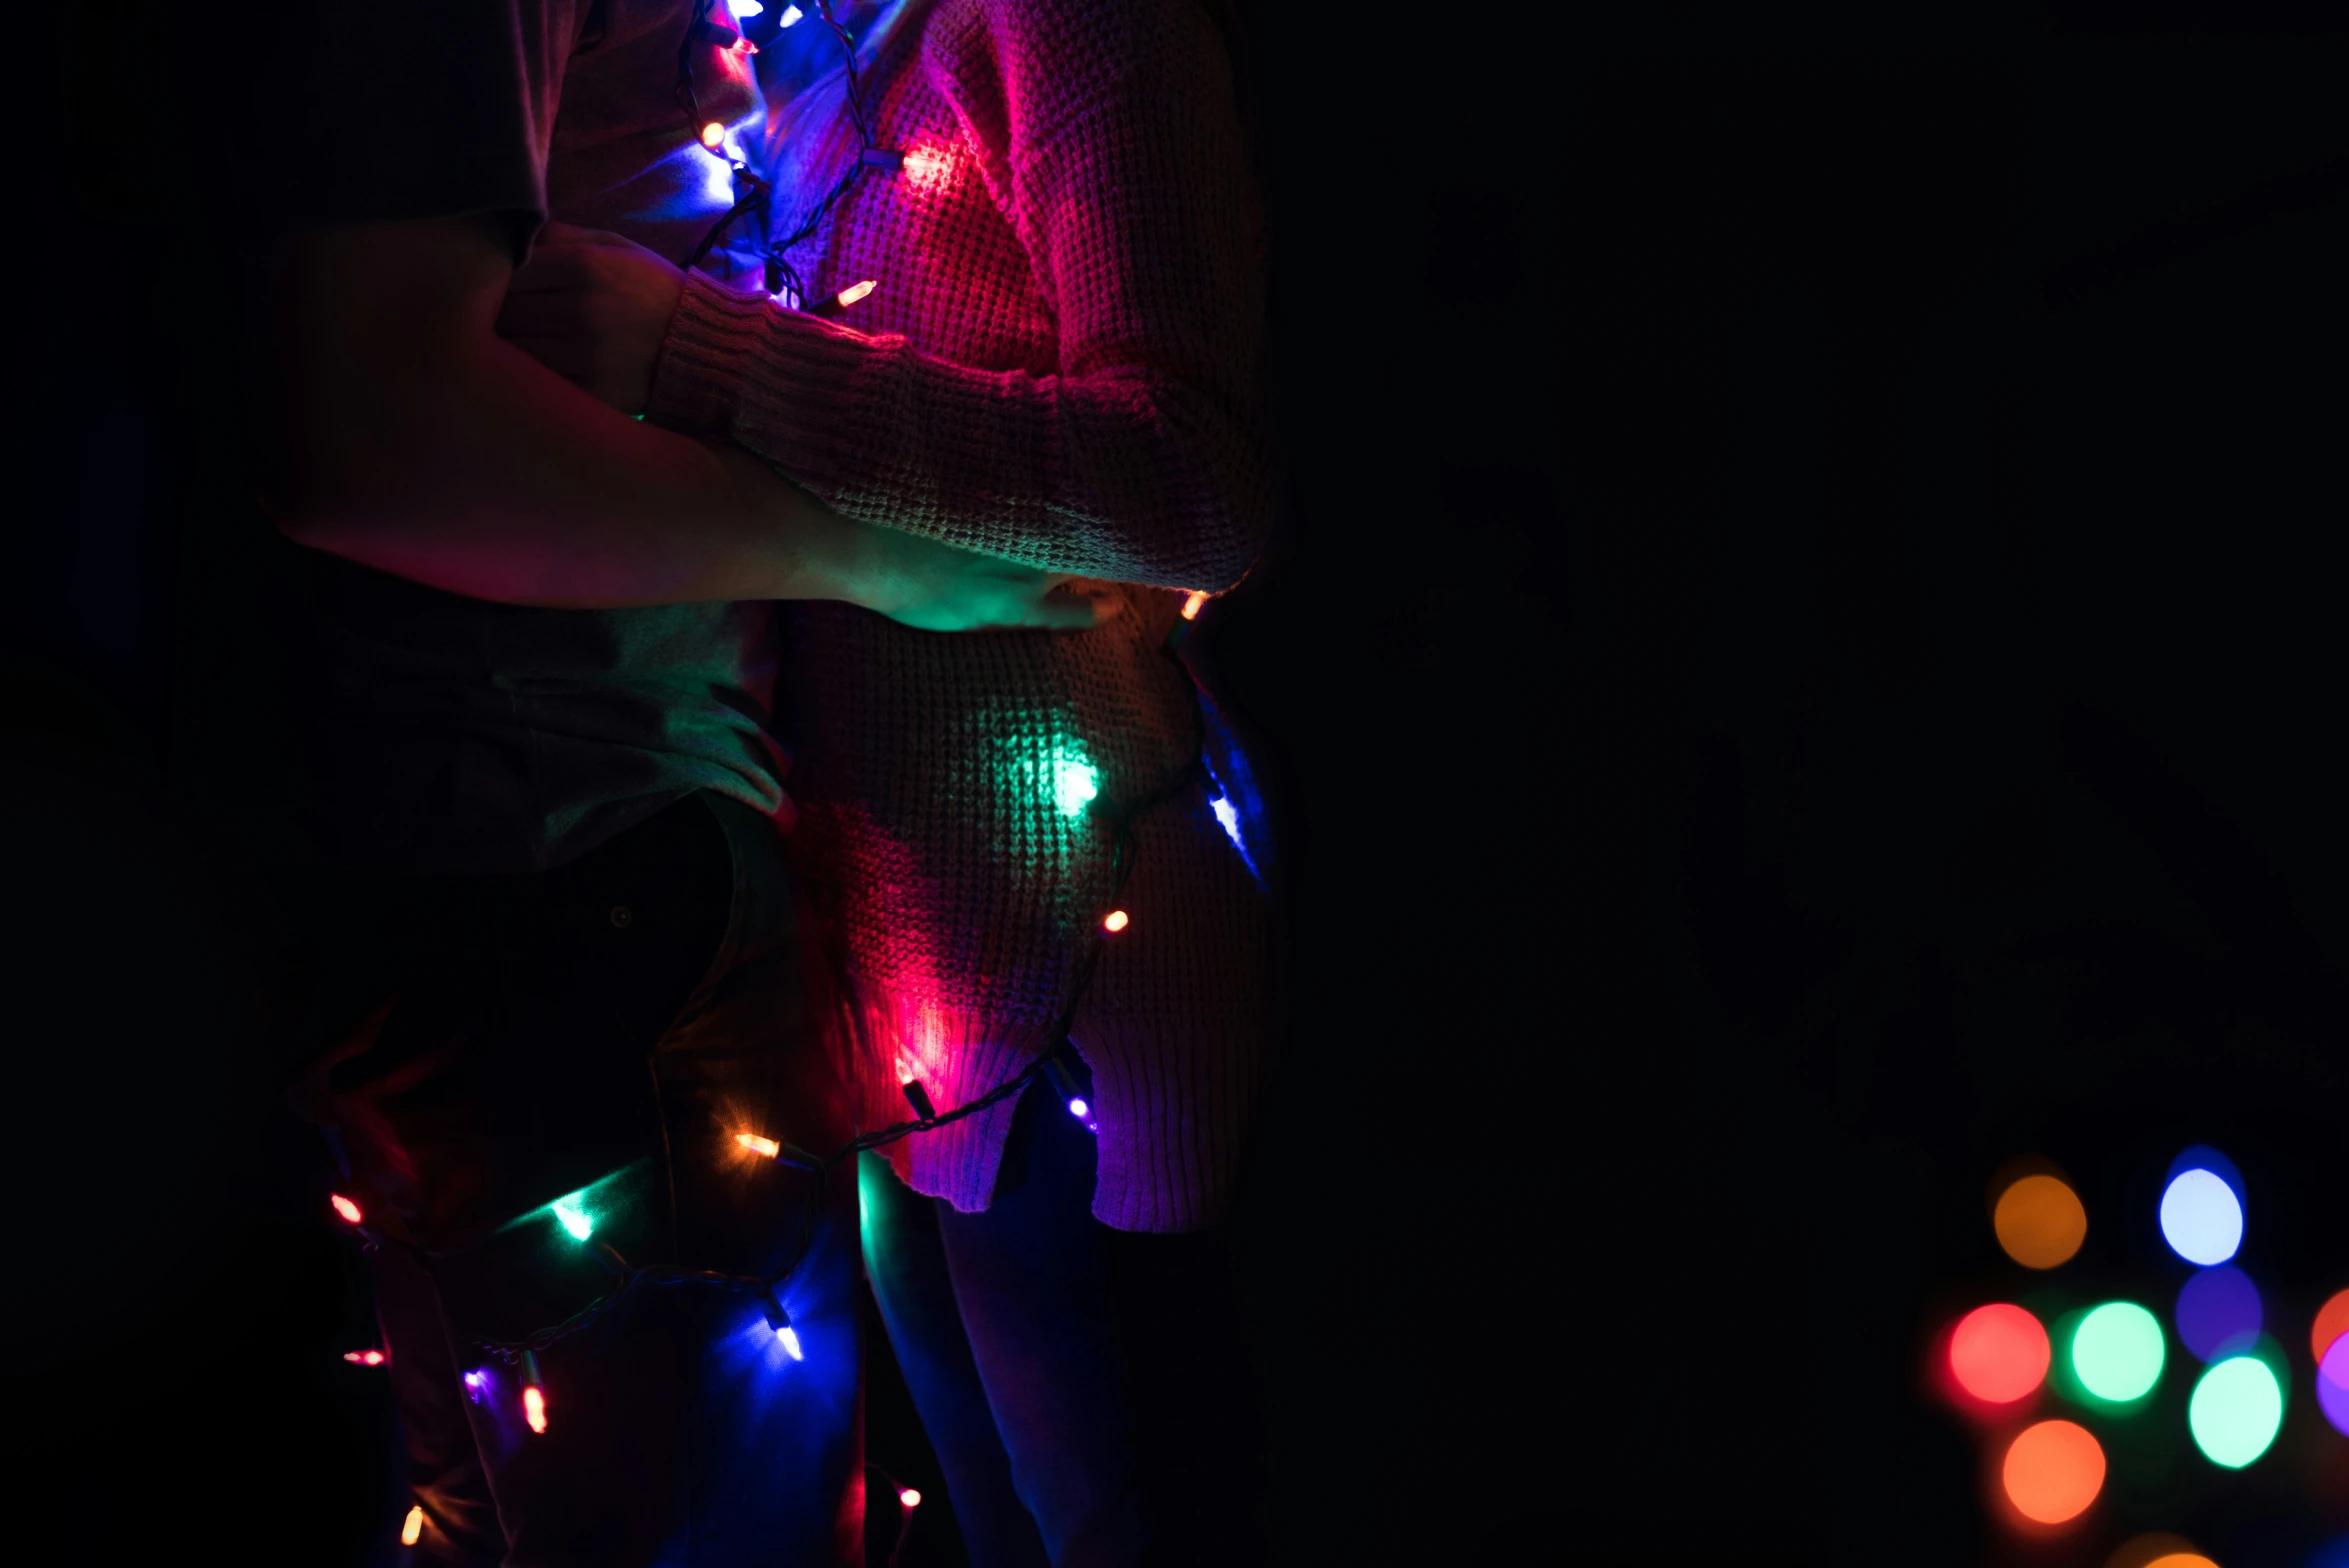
310,794,737,1270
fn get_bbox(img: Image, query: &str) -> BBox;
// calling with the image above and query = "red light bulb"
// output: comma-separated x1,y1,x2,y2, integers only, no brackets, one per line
330,1193,363,1225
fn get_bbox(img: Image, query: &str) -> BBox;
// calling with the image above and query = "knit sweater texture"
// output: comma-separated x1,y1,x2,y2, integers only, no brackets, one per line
648,0,1272,1231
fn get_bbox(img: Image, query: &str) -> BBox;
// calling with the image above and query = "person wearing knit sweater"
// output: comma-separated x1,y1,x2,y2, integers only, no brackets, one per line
497,0,1276,1557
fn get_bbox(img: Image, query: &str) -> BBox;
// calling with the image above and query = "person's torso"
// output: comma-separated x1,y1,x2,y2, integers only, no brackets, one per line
740,0,1206,1007
303,0,786,876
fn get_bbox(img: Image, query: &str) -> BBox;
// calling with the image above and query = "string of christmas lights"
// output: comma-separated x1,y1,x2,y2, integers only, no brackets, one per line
330,597,1236,1443
676,0,892,314
330,14,1247,1534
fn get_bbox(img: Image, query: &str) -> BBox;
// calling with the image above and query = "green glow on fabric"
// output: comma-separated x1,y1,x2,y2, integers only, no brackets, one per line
1054,759,1100,816
2189,1355,2284,1467
2070,1302,2165,1404
552,1194,595,1241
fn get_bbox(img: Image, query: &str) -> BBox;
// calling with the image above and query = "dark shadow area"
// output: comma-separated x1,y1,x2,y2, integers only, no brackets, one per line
7,1,2345,1564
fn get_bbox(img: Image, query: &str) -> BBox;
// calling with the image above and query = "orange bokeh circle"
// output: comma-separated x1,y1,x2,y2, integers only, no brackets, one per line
1994,1175,2088,1270
2002,1419,2105,1525
2144,1556,2220,1568
2311,1287,2349,1364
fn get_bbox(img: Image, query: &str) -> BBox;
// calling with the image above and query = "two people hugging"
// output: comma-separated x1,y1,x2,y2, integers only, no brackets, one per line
260,0,1272,1562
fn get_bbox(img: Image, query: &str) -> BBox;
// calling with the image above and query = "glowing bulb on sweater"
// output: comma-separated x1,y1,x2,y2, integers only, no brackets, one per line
700,122,726,150
552,1194,595,1241
1102,909,1129,933
1209,793,1242,851
778,3,803,24
401,1506,425,1547
900,144,955,195
737,1132,782,1158
463,1370,487,1404
836,280,876,308
1055,760,1100,815
1181,591,1207,620
330,1193,363,1225
899,1488,922,1509
343,1349,386,1366
521,1351,548,1433
894,1058,939,1120
763,1292,806,1360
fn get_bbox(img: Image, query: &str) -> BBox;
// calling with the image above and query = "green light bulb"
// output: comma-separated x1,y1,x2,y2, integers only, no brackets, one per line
2070,1302,2164,1404
2189,1355,2283,1468
1053,760,1099,816
552,1194,594,1241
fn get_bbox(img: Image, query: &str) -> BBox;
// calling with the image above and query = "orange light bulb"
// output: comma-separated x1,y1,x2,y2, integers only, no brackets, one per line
1102,910,1129,933
522,1385,547,1434
836,280,876,308
1180,590,1206,620
899,1487,922,1509
330,1193,363,1225
700,122,725,150
736,1132,782,1158
401,1505,425,1546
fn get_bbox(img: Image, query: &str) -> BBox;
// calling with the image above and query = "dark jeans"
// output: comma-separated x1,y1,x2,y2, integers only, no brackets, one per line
861,1071,1268,1568
290,792,862,1566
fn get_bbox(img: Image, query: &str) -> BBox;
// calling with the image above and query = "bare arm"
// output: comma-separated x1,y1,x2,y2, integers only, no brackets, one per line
263,213,1103,628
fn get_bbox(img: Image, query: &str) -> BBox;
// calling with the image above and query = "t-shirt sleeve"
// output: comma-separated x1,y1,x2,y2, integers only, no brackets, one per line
259,0,590,254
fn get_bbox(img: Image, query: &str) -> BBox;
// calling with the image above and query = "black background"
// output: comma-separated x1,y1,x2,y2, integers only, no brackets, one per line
5,1,2346,1563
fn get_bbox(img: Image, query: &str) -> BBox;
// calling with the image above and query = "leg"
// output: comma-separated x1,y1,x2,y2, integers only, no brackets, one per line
939,1069,1270,1568
937,1083,1148,1568
860,1150,1050,1568
370,1240,505,1564
310,792,863,1566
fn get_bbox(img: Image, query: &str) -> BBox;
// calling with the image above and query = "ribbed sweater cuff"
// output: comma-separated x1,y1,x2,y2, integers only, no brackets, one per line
650,270,902,514
647,270,769,433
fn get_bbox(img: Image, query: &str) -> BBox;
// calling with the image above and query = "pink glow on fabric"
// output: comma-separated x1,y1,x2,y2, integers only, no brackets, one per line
899,142,961,198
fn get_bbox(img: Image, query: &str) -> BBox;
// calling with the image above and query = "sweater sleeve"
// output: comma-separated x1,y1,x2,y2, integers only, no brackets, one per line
647,0,1271,591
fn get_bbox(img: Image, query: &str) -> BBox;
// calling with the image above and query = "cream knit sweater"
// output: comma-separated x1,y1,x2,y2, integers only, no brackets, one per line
648,0,1271,1231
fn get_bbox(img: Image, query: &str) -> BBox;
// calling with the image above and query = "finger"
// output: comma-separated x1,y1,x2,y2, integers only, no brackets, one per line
1034,586,1115,630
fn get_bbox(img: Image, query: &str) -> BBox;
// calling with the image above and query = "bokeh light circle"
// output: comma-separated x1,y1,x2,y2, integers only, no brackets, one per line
2002,1419,2105,1524
2189,1355,2284,1468
2105,1538,2214,1568
2071,1302,2165,1403
2319,1334,2349,1438
2175,1266,2263,1363
2160,1168,2244,1266
2313,1288,2349,1365
1951,1303,2051,1404
1995,1175,2088,1269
